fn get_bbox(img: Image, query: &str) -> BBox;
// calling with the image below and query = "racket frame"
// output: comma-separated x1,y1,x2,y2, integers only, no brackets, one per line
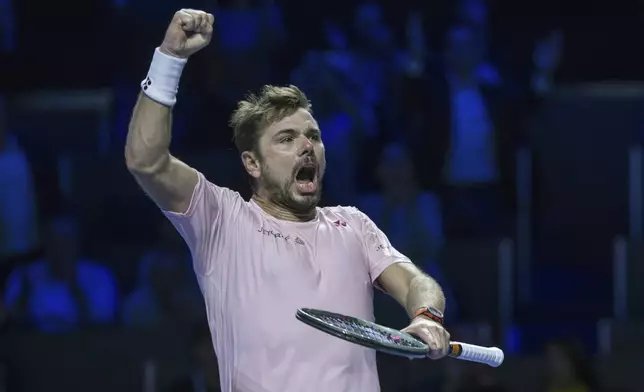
296,308,429,358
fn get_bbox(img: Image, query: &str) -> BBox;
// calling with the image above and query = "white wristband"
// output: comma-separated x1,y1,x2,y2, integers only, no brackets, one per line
141,48,188,107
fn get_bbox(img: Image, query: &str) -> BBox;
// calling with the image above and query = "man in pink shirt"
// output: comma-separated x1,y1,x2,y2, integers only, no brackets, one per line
125,9,451,392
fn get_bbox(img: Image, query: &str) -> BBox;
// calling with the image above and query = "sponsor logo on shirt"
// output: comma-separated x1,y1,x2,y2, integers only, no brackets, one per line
257,226,305,246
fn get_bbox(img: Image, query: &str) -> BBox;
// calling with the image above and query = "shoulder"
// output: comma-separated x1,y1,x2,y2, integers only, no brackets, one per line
192,172,249,215
319,205,374,227
200,173,244,202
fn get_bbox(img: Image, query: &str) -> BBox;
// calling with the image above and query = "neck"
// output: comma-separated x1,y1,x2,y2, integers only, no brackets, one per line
252,194,316,222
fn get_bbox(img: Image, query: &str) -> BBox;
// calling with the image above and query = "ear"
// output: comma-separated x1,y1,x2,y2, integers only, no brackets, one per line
241,151,261,180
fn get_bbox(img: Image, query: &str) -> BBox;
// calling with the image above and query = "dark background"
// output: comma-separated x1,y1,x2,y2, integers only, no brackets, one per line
1,0,644,390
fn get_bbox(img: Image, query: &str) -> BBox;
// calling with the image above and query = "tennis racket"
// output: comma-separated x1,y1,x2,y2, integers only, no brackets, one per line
296,308,504,367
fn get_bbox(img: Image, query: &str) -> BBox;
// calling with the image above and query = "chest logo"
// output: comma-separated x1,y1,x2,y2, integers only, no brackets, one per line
257,226,305,246
333,219,347,227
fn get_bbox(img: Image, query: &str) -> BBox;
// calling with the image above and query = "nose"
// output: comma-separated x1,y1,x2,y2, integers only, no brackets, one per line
299,137,314,156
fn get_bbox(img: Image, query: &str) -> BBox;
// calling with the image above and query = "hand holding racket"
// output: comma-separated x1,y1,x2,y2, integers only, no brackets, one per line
296,308,504,367
400,315,451,359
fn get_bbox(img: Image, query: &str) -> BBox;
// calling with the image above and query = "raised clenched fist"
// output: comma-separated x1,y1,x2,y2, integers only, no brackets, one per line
160,9,214,59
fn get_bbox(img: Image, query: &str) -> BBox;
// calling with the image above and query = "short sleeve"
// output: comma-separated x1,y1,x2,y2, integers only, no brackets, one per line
162,171,244,275
354,209,412,284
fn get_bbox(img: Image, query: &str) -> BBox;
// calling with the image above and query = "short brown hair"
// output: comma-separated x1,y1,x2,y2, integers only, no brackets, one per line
230,85,312,155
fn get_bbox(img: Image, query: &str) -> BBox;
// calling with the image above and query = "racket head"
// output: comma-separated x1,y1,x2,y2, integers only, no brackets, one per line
296,308,429,358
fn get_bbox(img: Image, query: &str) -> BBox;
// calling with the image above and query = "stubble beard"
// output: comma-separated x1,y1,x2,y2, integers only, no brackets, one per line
262,170,321,213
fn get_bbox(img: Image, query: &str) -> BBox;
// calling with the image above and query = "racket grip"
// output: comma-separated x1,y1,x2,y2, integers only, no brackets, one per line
448,342,504,367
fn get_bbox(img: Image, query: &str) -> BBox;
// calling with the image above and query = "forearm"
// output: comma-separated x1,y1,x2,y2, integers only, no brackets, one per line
405,273,445,317
125,94,173,174
124,49,198,212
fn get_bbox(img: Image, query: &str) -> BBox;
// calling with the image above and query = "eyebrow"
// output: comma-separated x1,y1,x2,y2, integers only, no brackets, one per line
274,128,321,138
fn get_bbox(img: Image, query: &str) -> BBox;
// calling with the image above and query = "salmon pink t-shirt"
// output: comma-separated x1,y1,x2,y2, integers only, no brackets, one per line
163,171,411,392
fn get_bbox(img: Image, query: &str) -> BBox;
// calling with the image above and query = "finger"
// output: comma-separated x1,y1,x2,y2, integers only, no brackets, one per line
416,329,437,349
437,329,450,356
402,327,425,342
203,24,213,37
440,335,450,357
191,11,204,30
176,10,196,30
206,13,215,26
199,14,211,33
425,328,446,353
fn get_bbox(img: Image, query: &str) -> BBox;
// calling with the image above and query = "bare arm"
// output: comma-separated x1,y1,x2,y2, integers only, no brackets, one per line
125,93,198,213
125,9,214,213
377,262,445,317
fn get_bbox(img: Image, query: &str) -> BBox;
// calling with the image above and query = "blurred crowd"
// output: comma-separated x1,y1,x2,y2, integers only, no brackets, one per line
1,0,639,391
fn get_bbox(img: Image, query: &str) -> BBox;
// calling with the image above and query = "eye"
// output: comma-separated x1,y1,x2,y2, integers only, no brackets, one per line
280,136,294,143
309,134,321,142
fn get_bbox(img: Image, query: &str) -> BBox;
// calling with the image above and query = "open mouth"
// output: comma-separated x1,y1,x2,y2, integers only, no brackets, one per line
296,166,316,182
294,165,318,193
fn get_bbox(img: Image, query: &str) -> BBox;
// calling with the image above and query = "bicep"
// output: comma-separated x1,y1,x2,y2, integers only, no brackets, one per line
377,262,422,307
130,156,199,213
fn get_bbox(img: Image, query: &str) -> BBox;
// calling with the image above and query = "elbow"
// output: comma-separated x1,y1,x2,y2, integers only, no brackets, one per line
124,144,144,173
124,144,169,176
124,144,137,171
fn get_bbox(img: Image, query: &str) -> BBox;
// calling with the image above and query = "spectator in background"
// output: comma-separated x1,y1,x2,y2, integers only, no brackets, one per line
361,144,443,277
351,2,401,140
410,23,524,239
3,215,118,332
543,339,599,392
531,29,564,96
165,323,221,392
0,94,39,265
360,143,452,392
185,0,287,150
208,0,286,104
360,143,455,324
456,0,489,52
291,20,367,204
0,0,15,52
122,248,204,329
454,0,504,85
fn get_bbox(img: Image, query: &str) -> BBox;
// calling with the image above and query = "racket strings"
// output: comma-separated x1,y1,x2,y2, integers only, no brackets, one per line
320,314,420,348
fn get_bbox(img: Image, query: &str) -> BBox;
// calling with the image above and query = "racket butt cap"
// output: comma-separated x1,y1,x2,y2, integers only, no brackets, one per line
488,347,504,367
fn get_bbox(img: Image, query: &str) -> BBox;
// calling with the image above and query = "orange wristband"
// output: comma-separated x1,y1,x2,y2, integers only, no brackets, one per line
413,306,444,325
